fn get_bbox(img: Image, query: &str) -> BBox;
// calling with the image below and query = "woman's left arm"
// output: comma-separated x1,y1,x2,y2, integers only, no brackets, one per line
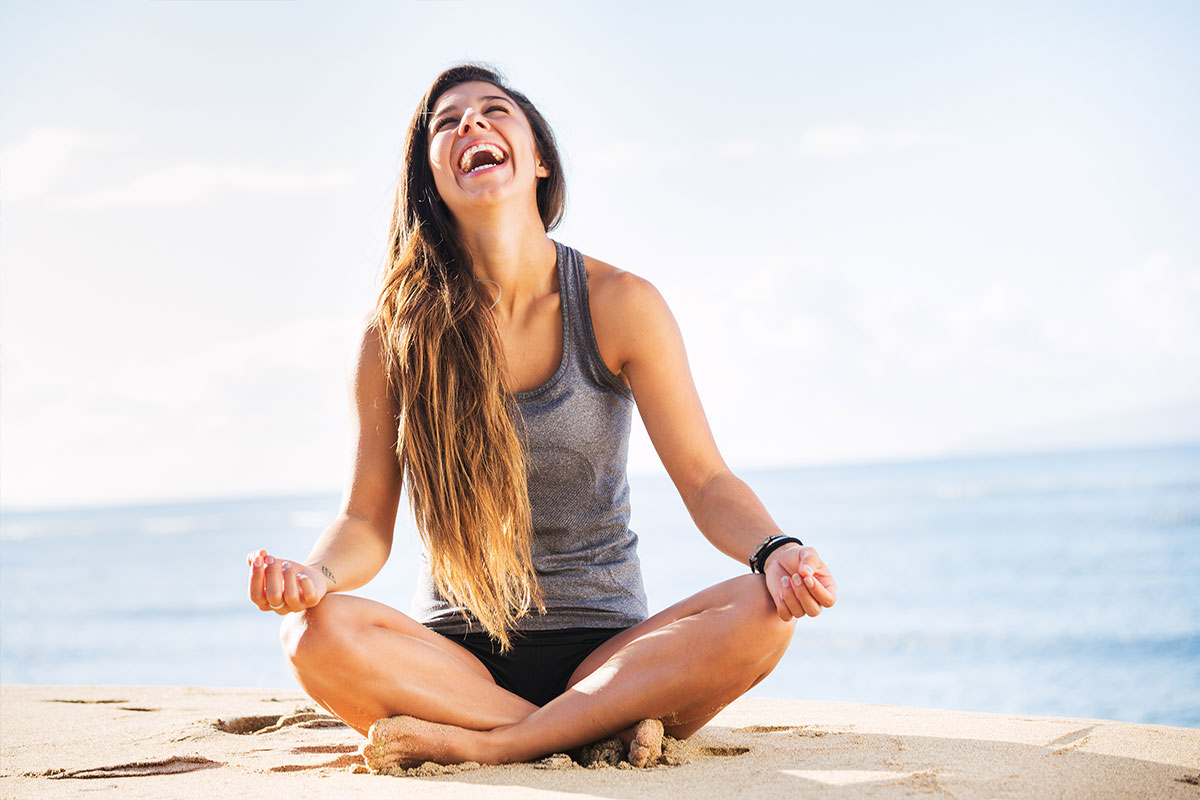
601,270,837,621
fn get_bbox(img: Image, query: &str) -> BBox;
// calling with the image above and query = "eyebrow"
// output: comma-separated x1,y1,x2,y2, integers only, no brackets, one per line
429,95,512,126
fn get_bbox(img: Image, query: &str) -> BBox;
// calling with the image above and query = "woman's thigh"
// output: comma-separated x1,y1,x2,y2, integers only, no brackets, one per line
284,593,550,735
564,573,787,692
287,593,497,685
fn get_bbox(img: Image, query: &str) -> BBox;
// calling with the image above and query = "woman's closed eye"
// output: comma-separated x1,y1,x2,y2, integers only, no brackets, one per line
432,105,509,132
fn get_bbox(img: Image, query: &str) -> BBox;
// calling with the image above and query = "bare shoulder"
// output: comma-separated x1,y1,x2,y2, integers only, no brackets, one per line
581,253,671,378
582,253,659,302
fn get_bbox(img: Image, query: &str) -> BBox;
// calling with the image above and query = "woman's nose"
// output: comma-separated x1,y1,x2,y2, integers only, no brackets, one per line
456,107,490,136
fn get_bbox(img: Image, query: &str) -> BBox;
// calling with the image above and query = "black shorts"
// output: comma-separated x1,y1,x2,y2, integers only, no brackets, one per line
445,627,628,707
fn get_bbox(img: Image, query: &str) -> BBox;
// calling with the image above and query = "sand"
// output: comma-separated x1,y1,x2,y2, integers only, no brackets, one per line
1,684,1198,799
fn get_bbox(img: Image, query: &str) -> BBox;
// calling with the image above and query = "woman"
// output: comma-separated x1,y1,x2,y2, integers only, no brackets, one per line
246,63,837,771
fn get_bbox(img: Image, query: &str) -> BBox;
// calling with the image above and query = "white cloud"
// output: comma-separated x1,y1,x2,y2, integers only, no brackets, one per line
851,290,964,377
87,314,364,416
1,315,366,507
798,124,928,158
656,246,1200,462
1109,250,1200,352
717,138,760,160
576,139,642,172
67,163,354,208
710,126,927,164
944,279,1013,335
573,138,689,173
1023,251,1200,399
577,126,925,174
0,127,115,203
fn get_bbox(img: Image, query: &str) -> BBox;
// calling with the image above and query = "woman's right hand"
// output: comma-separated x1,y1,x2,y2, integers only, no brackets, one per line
246,548,327,614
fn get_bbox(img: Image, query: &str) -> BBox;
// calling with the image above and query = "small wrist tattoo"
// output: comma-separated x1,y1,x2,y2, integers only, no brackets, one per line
320,565,336,585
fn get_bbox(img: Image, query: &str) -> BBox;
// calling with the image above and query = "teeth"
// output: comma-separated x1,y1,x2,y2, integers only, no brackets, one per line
459,143,507,172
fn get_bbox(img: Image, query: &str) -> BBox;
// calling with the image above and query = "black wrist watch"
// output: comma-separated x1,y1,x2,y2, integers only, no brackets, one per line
749,535,804,574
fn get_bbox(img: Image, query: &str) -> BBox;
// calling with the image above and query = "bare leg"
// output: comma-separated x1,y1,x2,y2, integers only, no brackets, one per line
363,574,796,768
279,594,538,735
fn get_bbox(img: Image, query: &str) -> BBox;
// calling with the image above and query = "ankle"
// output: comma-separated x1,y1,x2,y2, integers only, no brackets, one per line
476,723,516,765
615,724,636,747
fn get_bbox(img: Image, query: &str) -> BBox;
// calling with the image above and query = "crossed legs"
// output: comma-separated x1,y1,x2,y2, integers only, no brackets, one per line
280,573,797,766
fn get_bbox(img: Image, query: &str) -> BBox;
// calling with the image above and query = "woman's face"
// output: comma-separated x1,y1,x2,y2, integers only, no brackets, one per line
426,81,549,219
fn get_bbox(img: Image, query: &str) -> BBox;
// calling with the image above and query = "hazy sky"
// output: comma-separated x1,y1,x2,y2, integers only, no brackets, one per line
2,1,1198,509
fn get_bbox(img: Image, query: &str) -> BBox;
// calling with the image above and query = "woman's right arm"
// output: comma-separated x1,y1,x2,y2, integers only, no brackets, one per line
247,322,404,614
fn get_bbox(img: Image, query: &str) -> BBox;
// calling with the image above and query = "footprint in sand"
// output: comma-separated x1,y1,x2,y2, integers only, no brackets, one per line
1043,725,1097,755
291,745,358,754
213,707,346,735
270,754,364,772
734,724,798,734
44,698,128,705
43,700,160,713
734,724,832,737
35,756,223,779
699,746,750,756
268,745,366,773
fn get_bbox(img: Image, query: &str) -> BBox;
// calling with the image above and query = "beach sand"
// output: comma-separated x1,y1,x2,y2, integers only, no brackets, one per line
1,684,1197,798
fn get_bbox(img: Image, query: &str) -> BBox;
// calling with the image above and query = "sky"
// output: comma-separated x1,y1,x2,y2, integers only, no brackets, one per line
2,0,1198,509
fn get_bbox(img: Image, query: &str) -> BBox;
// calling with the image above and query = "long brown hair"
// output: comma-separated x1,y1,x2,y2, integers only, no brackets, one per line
371,64,566,650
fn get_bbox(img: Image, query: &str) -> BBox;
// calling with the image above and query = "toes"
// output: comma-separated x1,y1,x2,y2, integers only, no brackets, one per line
362,718,399,771
362,715,429,772
633,718,664,747
627,719,664,768
360,742,385,770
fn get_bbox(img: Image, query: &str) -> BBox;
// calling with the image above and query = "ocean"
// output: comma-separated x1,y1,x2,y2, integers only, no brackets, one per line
2,443,1197,728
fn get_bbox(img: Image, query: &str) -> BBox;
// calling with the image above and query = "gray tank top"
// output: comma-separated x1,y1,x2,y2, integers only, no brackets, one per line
411,239,650,635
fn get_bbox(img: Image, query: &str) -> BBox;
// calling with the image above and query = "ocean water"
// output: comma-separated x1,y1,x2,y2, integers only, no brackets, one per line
2,443,1197,728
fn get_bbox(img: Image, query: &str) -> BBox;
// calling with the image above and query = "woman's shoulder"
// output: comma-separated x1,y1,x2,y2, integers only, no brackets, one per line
579,252,675,379
580,252,663,311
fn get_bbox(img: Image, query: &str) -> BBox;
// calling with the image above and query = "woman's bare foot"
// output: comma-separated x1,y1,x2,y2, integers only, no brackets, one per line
361,715,476,771
627,718,664,768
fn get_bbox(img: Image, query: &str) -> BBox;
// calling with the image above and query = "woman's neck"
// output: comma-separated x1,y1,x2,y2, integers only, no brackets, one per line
457,213,557,321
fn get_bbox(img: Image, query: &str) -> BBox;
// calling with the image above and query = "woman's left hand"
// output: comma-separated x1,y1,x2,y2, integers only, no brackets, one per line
764,544,837,621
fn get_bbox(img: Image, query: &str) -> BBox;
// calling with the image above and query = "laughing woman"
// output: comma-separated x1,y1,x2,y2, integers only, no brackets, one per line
246,63,837,770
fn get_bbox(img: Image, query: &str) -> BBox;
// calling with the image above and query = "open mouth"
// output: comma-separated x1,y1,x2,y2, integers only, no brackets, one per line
458,142,508,174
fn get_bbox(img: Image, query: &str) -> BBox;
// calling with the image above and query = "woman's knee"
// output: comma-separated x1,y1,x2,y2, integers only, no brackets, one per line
279,594,353,667
727,573,797,653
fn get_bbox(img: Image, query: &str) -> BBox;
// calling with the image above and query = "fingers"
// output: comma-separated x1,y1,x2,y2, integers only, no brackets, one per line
776,568,823,618
248,549,320,614
249,549,320,614
805,573,837,607
789,571,822,616
248,550,270,611
796,555,837,609
773,584,793,621
263,556,284,610
296,573,317,609
778,576,807,619
279,562,302,613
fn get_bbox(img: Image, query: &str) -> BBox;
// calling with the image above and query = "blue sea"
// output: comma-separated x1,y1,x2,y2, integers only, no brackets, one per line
2,443,1197,728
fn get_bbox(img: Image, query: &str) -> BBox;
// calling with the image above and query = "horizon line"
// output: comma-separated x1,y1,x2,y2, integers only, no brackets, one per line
3,437,1197,516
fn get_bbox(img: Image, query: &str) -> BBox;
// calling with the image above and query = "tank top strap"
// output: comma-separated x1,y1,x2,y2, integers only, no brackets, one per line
555,240,634,400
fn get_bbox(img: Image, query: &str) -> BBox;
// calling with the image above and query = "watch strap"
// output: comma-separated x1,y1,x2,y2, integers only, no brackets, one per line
749,535,804,573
